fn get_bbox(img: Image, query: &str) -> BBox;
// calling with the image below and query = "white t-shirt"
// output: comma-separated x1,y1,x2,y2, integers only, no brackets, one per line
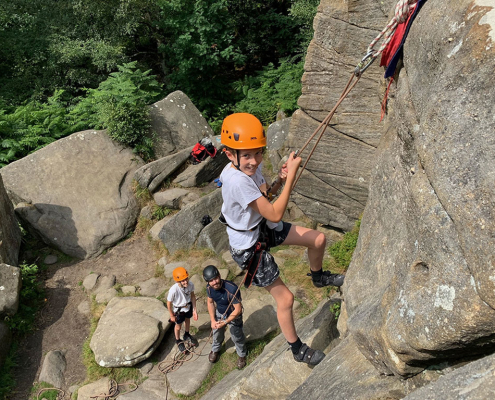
167,281,195,312
220,162,270,249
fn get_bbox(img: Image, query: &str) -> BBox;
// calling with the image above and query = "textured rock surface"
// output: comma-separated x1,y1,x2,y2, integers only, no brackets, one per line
0,174,21,266
343,0,495,377
288,0,389,231
0,263,21,316
173,151,229,188
0,130,141,259
150,90,213,158
90,297,171,367
38,350,67,389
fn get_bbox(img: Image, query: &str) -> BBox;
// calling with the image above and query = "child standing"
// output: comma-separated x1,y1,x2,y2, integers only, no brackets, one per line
167,267,198,352
219,113,344,366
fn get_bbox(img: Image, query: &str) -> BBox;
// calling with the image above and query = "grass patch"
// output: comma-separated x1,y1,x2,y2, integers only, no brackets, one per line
151,205,173,220
132,180,152,206
169,247,217,276
328,218,361,270
31,382,63,400
178,330,280,399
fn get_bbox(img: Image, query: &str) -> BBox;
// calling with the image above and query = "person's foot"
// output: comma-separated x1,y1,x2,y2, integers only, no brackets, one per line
293,344,325,366
209,351,220,363
178,341,187,353
183,332,198,346
237,356,247,369
312,271,345,288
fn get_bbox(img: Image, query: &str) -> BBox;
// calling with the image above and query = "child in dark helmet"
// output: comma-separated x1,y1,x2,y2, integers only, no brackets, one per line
203,265,247,369
219,113,344,366
167,267,198,352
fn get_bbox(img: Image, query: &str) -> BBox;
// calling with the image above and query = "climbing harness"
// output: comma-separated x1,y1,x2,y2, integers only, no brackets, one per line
291,0,424,189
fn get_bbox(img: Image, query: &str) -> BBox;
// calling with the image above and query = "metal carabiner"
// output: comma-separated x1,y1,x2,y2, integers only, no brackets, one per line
354,51,376,77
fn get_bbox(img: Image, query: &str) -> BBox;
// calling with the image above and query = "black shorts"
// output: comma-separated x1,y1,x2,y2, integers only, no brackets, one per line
231,221,291,288
174,306,193,324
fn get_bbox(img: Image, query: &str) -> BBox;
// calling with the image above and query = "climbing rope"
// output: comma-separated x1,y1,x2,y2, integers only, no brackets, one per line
90,380,137,399
291,0,419,189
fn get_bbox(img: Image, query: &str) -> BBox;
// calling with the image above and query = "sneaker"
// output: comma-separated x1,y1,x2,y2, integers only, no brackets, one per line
237,356,247,369
183,332,198,346
209,351,220,363
312,271,345,288
178,341,187,353
293,343,325,366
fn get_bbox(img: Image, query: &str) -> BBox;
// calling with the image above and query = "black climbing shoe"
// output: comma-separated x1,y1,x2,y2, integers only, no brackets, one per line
183,332,198,347
178,341,187,353
293,343,325,366
312,271,345,288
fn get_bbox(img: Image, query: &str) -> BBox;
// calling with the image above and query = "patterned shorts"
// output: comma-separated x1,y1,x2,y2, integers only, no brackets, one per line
231,221,292,288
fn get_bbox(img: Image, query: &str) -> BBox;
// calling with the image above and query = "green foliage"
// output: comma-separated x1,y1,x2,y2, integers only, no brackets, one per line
330,302,341,320
5,263,45,336
0,344,18,400
151,205,173,220
233,56,304,125
328,218,361,269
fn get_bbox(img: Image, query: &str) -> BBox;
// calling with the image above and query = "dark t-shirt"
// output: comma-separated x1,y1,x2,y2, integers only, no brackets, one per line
207,280,241,317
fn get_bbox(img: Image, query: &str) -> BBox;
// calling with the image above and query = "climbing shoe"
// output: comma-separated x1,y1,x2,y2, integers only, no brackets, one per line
178,341,187,353
183,332,198,347
293,344,325,366
312,271,345,288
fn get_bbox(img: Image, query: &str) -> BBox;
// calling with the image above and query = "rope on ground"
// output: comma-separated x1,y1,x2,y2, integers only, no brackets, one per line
36,387,67,400
89,379,137,399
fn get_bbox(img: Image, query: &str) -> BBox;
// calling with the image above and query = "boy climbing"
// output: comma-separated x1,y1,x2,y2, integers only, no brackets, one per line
219,113,344,366
167,266,198,352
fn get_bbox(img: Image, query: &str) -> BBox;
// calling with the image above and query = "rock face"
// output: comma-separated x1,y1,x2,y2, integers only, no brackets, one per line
342,0,495,378
0,174,21,266
266,117,291,173
288,0,389,231
89,297,171,367
0,130,142,259
0,263,21,316
150,90,213,158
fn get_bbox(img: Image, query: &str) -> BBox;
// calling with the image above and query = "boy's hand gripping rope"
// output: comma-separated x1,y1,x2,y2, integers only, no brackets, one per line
291,0,418,190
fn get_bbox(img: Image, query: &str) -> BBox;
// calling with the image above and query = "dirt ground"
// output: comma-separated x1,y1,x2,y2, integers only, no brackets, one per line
10,232,161,400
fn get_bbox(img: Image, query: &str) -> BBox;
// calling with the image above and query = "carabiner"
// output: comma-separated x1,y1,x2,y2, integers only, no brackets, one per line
354,51,376,77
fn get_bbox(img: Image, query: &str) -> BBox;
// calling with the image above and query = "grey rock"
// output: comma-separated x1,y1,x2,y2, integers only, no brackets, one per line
190,313,211,332
82,273,100,291
167,338,213,396
95,288,118,304
134,147,192,193
94,275,116,293
43,255,58,265
38,350,67,389
157,256,168,270
77,300,90,315
149,218,169,242
343,0,495,377
140,205,153,220
158,190,223,254
288,335,407,400
173,152,228,188
180,192,200,208
0,263,21,315
137,277,167,298
0,174,21,267
149,90,213,159
200,258,221,269
138,361,153,375
266,118,291,174
189,274,204,293
121,286,137,295
120,376,174,400
0,322,11,370
90,297,171,367
403,353,495,400
153,188,190,209
1,130,141,259
218,269,229,280
77,377,111,400
196,218,229,255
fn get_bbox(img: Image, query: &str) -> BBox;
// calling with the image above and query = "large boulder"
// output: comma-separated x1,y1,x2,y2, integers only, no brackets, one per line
0,263,21,316
0,174,21,266
157,189,223,254
343,0,495,377
173,151,229,188
266,117,291,173
89,297,171,367
287,0,389,231
0,130,142,259
150,91,213,158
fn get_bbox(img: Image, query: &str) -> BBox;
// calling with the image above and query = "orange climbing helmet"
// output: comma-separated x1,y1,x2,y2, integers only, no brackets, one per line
173,267,189,282
221,113,266,149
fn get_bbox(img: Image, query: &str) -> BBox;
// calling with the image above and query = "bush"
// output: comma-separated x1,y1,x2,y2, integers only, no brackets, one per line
328,218,361,269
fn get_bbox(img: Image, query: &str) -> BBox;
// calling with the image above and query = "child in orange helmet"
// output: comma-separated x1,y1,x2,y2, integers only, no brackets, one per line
167,266,198,352
219,113,344,366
